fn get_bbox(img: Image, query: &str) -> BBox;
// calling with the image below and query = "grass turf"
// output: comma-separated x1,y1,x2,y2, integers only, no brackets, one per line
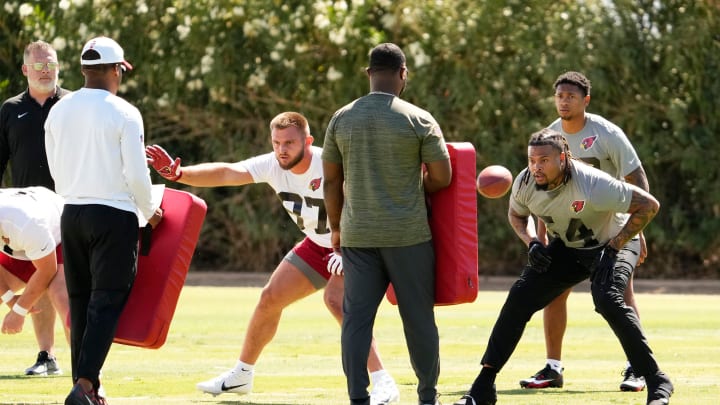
1,285,718,404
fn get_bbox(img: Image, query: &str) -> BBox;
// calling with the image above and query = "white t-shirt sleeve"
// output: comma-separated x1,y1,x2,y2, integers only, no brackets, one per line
15,220,56,261
239,153,275,184
120,108,154,221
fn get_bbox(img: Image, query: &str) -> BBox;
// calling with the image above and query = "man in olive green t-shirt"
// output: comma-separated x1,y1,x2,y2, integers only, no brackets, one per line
322,43,451,405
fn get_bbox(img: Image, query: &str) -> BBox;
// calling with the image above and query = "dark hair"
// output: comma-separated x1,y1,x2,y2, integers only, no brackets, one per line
81,63,118,72
368,43,406,72
553,71,591,97
520,128,574,187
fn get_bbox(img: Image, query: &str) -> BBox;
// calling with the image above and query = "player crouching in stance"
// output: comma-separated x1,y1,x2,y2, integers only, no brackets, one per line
146,111,400,404
453,129,672,405
0,187,70,374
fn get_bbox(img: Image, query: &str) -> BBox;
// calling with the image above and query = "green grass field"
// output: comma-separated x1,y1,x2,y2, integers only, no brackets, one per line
1,285,718,404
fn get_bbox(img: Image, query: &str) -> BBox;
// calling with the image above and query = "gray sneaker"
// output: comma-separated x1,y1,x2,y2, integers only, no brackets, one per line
25,351,62,376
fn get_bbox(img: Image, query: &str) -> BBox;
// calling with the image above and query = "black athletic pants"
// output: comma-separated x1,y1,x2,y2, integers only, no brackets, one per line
61,204,139,389
481,238,660,378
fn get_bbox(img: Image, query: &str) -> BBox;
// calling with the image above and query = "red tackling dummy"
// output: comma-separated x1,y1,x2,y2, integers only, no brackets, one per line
387,142,479,306
114,188,207,348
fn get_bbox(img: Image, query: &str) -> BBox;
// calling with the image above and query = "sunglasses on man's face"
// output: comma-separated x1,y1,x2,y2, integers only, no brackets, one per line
27,62,59,71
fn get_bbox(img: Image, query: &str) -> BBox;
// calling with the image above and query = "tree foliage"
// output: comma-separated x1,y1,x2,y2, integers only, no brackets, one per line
2,0,718,277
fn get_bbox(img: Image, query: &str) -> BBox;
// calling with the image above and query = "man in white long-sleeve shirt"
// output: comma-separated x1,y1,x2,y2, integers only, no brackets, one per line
44,36,161,405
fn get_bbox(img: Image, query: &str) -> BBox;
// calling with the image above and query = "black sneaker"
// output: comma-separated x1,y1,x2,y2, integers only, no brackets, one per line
620,366,646,392
65,383,104,405
25,351,62,376
452,385,497,405
646,371,673,405
519,364,563,388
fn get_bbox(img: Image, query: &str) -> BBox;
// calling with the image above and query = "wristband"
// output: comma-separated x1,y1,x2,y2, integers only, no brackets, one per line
1,290,14,304
12,303,28,317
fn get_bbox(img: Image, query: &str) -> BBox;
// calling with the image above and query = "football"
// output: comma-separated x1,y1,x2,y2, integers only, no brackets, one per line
476,165,513,199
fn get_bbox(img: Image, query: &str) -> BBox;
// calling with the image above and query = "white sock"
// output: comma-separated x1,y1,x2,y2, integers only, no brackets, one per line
625,361,632,370
546,359,563,374
370,369,389,386
234,360,254,373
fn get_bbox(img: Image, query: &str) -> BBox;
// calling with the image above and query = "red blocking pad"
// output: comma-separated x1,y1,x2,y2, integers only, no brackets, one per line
386,142,479,306
114,188,207,348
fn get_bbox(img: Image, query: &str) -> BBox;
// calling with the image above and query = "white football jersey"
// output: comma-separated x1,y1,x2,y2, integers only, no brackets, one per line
0,187,63,261
240,146,330,248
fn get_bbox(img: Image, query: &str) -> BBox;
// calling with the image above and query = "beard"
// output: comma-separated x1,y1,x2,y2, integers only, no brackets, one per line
278,148,304,170
29,77,57,93
534,183,549,191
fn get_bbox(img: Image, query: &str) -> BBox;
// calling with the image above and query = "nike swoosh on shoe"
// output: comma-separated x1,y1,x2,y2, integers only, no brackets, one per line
221,382,249,391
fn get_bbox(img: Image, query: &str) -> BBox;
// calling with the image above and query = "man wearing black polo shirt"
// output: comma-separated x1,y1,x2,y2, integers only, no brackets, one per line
0,40,70,376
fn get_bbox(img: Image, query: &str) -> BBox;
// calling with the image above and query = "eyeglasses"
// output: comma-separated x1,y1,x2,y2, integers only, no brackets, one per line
26,62,59,71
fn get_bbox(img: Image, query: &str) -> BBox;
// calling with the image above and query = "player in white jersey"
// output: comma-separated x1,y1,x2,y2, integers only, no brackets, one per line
0,187,70,355
522,71,651,392
145,112,399,404
453,129,672,405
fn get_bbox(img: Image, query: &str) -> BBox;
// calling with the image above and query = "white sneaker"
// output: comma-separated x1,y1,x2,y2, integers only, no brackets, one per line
97,384,106,399
370,373,400,405
196,367,253,396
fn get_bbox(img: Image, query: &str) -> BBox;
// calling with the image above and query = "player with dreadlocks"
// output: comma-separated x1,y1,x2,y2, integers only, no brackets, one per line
518,130,574,189
453,128,673,405
521,71,652,393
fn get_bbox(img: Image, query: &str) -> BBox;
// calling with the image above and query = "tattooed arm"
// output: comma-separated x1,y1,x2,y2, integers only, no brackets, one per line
608,184,659,251
624,166,649,192
624,166,650,264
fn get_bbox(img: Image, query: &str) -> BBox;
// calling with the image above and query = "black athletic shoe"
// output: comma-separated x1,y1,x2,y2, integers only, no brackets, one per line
519,364,564,388
65,383,103,405
646,371,673,405
620,366,646,392
452,385,497,405
25,351,62,376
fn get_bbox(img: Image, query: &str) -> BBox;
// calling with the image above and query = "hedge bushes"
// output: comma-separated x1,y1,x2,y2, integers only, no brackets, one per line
2,1,718,277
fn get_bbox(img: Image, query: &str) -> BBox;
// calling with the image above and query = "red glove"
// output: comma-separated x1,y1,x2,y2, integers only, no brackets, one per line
146,145,182,181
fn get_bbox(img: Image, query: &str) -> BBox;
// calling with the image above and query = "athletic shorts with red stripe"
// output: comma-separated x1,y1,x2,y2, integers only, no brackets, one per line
0,245,63,283
284,237,333,289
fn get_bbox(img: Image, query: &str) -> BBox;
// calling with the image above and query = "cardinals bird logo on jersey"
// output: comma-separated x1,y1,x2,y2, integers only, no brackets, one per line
571,200,585,213
309,177,322,191
580,135,597,150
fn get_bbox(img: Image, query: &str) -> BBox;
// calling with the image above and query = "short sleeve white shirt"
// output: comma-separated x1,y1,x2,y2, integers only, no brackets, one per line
0,187,63,261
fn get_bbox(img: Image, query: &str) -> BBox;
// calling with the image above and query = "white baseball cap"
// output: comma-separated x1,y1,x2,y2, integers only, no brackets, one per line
80,36,133,71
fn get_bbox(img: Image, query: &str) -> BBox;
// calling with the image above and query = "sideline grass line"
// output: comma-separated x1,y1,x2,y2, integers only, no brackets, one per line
0,286,718,404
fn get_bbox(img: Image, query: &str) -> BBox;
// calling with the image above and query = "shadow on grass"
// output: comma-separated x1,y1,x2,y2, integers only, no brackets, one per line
444,387,623,400
0,373,64,380
193,400,296,405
